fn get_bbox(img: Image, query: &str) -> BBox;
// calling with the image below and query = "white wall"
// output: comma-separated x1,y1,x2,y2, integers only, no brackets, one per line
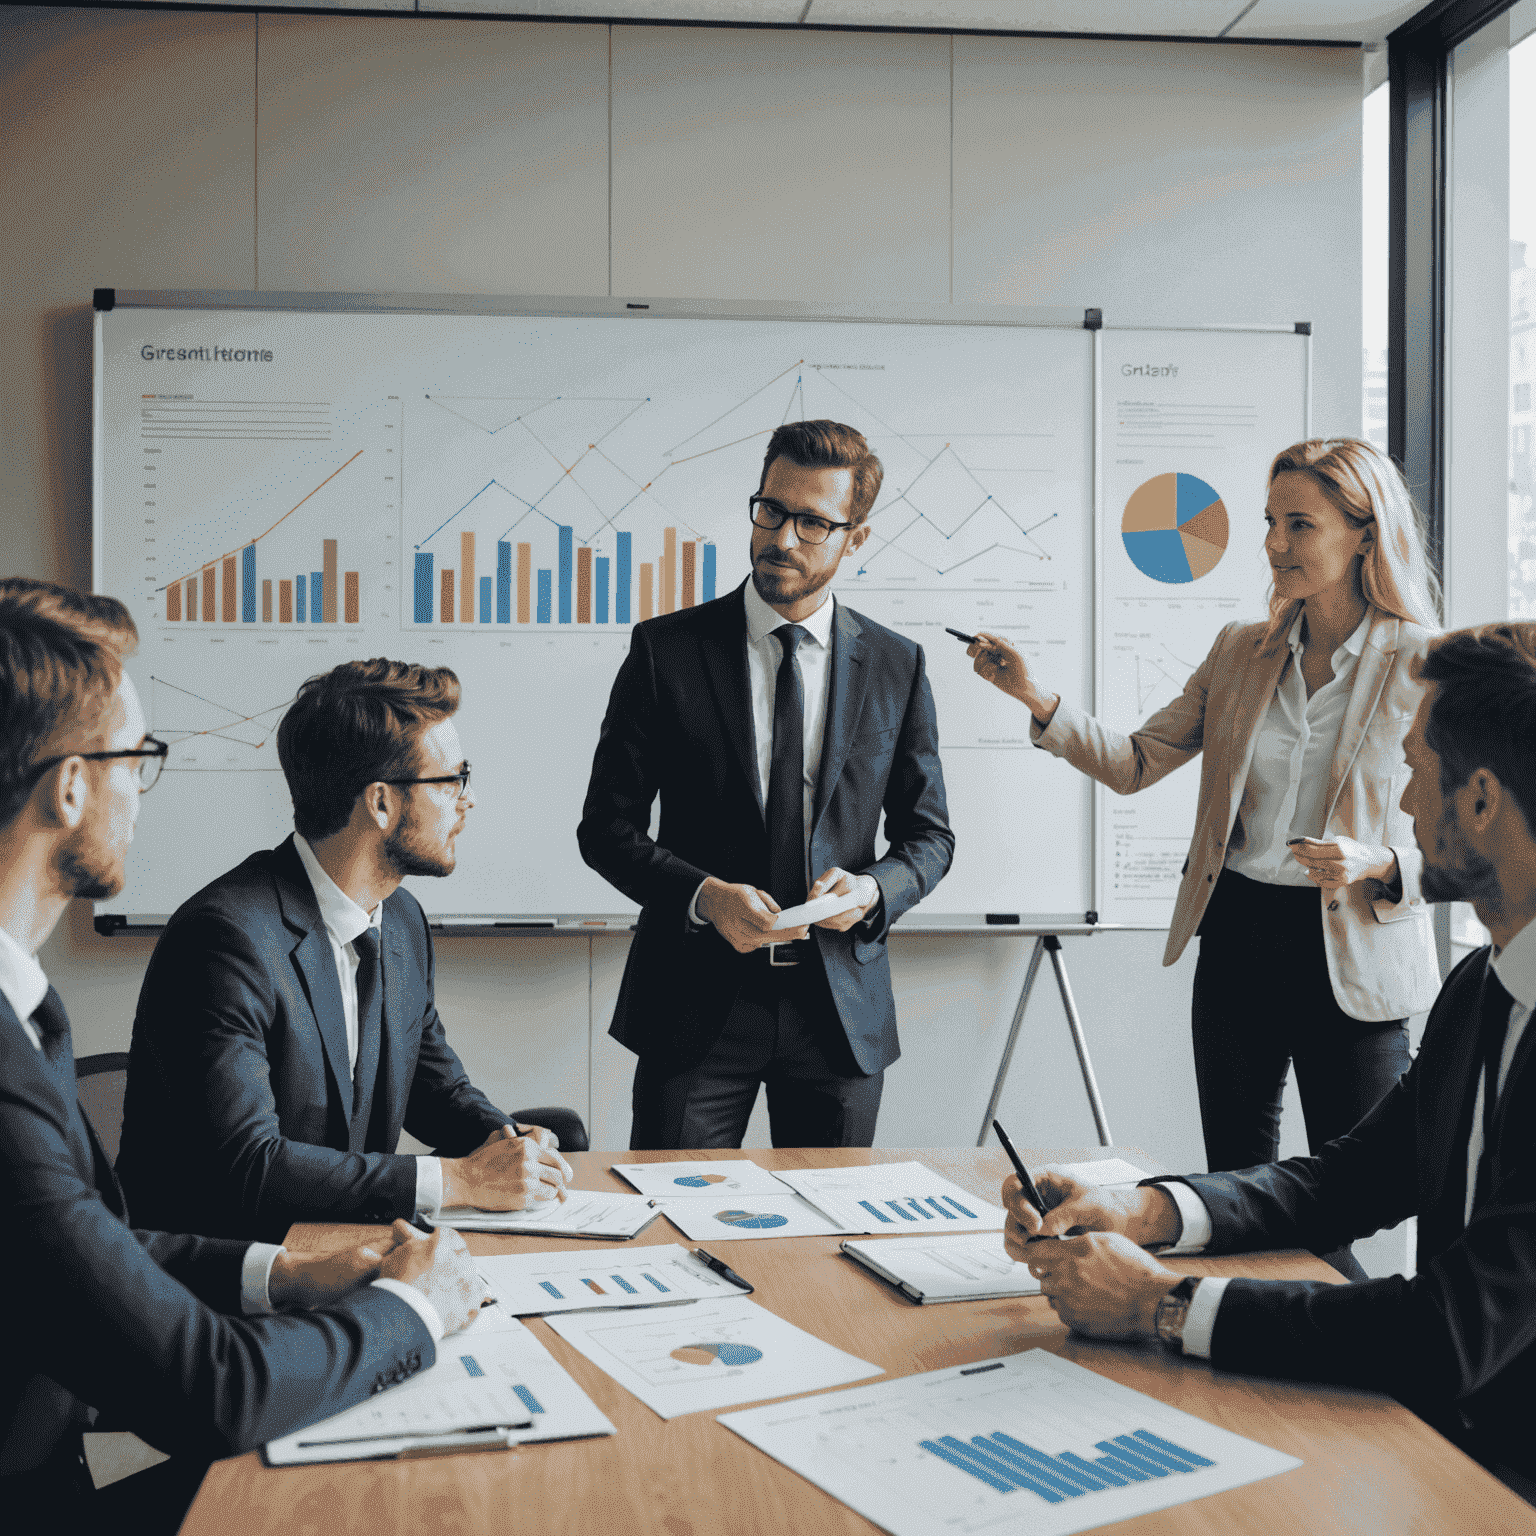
3,6,1364,1175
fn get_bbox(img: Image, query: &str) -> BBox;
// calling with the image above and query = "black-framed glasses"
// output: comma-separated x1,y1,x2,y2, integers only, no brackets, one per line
383,763,472,799
24,736,170,794
749,495,855,546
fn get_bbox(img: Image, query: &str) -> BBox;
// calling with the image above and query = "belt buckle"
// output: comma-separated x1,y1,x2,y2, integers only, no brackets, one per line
767,941,800,968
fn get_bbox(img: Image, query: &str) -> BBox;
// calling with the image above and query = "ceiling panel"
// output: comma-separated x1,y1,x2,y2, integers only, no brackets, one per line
1227,1,1425,43
419,0,804,19
803,2,1242,36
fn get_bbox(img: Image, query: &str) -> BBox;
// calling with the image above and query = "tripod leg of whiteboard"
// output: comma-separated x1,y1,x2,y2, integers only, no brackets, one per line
977,936,1048,1147
1045,935,1114,1147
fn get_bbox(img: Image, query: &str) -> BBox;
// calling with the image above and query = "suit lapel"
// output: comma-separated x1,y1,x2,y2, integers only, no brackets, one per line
1321,614,1397,822
1223,631,1291,836
273,836,353,1112
1428,953,1496,1242
811,601,869,837
375,909,411,1146
698,582,764,820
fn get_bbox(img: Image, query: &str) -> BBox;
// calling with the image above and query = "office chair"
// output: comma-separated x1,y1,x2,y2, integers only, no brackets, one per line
511,1106,589,1153
75,1051,132,1165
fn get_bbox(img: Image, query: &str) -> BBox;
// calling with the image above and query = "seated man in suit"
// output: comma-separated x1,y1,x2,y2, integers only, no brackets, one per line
118,658,572,1242
0,579,481,1534
578,419,954,1150
1000,623,1536,1501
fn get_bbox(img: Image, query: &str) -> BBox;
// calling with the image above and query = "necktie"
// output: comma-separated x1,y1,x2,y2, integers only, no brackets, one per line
766,623,810,911
351,927,384,1145
1471,962,1514,1211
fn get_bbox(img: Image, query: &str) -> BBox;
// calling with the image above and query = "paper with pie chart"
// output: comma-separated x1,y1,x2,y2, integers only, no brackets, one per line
610,1160,794,1200
544,1295,882,1419
654,1194,857,1242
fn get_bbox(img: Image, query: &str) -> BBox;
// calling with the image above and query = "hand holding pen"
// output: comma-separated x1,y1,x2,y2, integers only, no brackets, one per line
948,629,1061,726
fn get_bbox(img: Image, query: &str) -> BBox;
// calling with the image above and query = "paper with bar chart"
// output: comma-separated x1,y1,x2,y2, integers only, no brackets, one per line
477,1244,742,1315
772,1161,1008,1234
720,1348,1300,1536
1096,329,1307,928
544,1296,882,1419
264,1311,614,1465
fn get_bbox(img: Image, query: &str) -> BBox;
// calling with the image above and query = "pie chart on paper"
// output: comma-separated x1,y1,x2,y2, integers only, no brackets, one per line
1121,473,1229,584
714,1209,788,1229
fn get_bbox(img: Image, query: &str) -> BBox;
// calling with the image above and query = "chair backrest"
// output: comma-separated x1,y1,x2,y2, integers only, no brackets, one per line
75,1051,131,1166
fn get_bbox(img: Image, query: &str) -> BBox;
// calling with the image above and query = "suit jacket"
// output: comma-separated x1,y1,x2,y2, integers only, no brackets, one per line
118,837,509,1242
1158,947,1536,1479
0,988,432,1482
1036,610,1440,1020
577,583,954,1073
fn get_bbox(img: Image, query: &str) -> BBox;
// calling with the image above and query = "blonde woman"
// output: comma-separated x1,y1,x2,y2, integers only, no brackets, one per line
968,439,1441,1279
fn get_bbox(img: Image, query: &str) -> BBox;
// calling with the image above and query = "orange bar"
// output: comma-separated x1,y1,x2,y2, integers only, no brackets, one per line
278,579,293,623
661,527,677,614
681,541,696,609
322,539,338,622
201,567,215,621
517,543,531,624
440,568,455,623
344,571,359,624
262,579,273,622
221,556,237,622
460,531,476,623
639,562,654,621
166,583,181,622
576,546,592,623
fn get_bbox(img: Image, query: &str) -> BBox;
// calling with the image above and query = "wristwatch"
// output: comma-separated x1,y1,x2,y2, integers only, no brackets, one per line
1154,1276,1202,1353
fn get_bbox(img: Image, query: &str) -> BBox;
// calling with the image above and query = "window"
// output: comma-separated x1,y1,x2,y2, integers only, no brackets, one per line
1507,24,1534,618
1362,82,1389,456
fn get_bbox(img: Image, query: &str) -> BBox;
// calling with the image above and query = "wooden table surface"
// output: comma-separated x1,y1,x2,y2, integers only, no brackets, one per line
178,1147,1533,1535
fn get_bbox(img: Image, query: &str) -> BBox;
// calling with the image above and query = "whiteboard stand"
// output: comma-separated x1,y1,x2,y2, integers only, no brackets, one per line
978,933,1113,1149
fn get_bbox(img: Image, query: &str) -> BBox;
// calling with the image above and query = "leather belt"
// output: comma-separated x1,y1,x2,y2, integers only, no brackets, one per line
760,939,811,967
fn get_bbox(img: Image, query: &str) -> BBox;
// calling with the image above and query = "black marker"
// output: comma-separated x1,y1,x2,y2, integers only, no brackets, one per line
992,1119,1059,1243
945,626,980,644
691,1247,754,1293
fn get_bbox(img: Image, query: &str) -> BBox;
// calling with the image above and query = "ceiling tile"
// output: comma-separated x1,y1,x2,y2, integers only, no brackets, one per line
419,0,804,18
804,2,1241,36
1225,1,1425,44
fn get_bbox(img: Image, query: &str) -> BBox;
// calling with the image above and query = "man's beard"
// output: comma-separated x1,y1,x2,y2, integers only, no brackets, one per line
57,825,124,900
1420,805,1500,905
753,552,834,609
382,803,455,879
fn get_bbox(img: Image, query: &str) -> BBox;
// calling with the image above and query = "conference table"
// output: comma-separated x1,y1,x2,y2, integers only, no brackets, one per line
178,1147,1531,1535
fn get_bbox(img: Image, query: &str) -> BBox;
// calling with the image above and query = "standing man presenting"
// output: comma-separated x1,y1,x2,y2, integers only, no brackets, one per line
579,420,954,1149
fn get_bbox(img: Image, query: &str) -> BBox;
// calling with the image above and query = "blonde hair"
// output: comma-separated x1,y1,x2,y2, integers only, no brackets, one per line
1261,438,1441,649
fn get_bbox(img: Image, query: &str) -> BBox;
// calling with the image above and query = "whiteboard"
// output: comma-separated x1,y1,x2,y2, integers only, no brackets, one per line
91,294,1303,927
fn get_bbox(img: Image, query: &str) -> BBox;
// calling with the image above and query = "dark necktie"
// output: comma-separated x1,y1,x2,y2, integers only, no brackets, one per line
31,985,70,1054
1471,963,1514,1211
350,927,384,1147
766,623,810,911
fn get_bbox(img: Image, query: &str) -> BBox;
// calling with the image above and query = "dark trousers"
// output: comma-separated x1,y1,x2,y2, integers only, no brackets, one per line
1192,869,1411,1281
5,1434,207,1536
630,953,883,1150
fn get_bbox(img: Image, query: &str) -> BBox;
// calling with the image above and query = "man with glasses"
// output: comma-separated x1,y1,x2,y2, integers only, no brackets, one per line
579,419,954,1148
118,658,573,1241
0,583,484,1534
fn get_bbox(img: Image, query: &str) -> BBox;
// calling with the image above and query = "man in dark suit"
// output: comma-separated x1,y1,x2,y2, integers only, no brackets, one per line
0,580,481,1533
999,622,1536,1500
578,419,954,1149
118,658,572,1243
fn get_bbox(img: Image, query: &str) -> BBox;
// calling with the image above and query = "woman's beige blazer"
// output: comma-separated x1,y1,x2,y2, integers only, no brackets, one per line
1036,611,1441,1021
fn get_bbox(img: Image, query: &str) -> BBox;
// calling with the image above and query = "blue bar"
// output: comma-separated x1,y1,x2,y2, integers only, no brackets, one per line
479,575,492,623
976,1438,1086,1498
1062,1450,1128,1487
458,1356,484,1378
988,1435,1106,1492
920,1440,1018,1495
616,532,632,624
536,569,552,624
537,1281,563,1299
595,557,610,624
860,1200,894,1223
610,1275,639,1295
907,1199,934,1218
1113,1434,1197,1474
887,1200,918,1221
497,540,512,623
512,1384,545,1416
1095,1441,1169,1478
558,526,573,623
939,1438,1061,1498
642,1273,670,1292
312,570,324,621
1095,1451,1152,1483
702,542,716,601
241,545,256,622
943,1195,979,1218
1133,1429,1214,1469
295,574,307,623
412,554,432,623
927,1197,957,1218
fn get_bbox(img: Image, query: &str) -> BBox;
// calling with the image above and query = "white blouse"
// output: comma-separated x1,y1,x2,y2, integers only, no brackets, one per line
1225,611,1372,888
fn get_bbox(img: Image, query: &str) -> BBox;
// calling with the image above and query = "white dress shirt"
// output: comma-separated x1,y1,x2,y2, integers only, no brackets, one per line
1161,915,1536,1357
292,834,443,1219
1226,611,1371,886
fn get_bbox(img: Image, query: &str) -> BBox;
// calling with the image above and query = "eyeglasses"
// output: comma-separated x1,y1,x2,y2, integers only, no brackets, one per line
383,763,472,799
24,736,170,794
749,496,855,546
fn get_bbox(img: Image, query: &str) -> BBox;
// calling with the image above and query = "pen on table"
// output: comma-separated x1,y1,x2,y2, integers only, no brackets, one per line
296,1423,528,1454
691,1247,754,1293
991,1119,1060,1244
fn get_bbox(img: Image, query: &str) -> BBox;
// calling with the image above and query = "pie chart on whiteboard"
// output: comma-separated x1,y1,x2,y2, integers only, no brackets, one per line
1121,473,1229,583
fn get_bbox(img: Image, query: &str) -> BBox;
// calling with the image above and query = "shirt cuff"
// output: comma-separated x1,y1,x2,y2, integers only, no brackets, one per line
1180,1276,1231,1359
416,1157,444,1221
687,880,709,928
240,1242,286,1315
372,1277,446,1342
1151,1180,1213,1254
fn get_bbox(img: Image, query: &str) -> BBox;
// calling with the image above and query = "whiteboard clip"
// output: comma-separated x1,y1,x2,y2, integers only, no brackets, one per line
1082,308,1102,331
